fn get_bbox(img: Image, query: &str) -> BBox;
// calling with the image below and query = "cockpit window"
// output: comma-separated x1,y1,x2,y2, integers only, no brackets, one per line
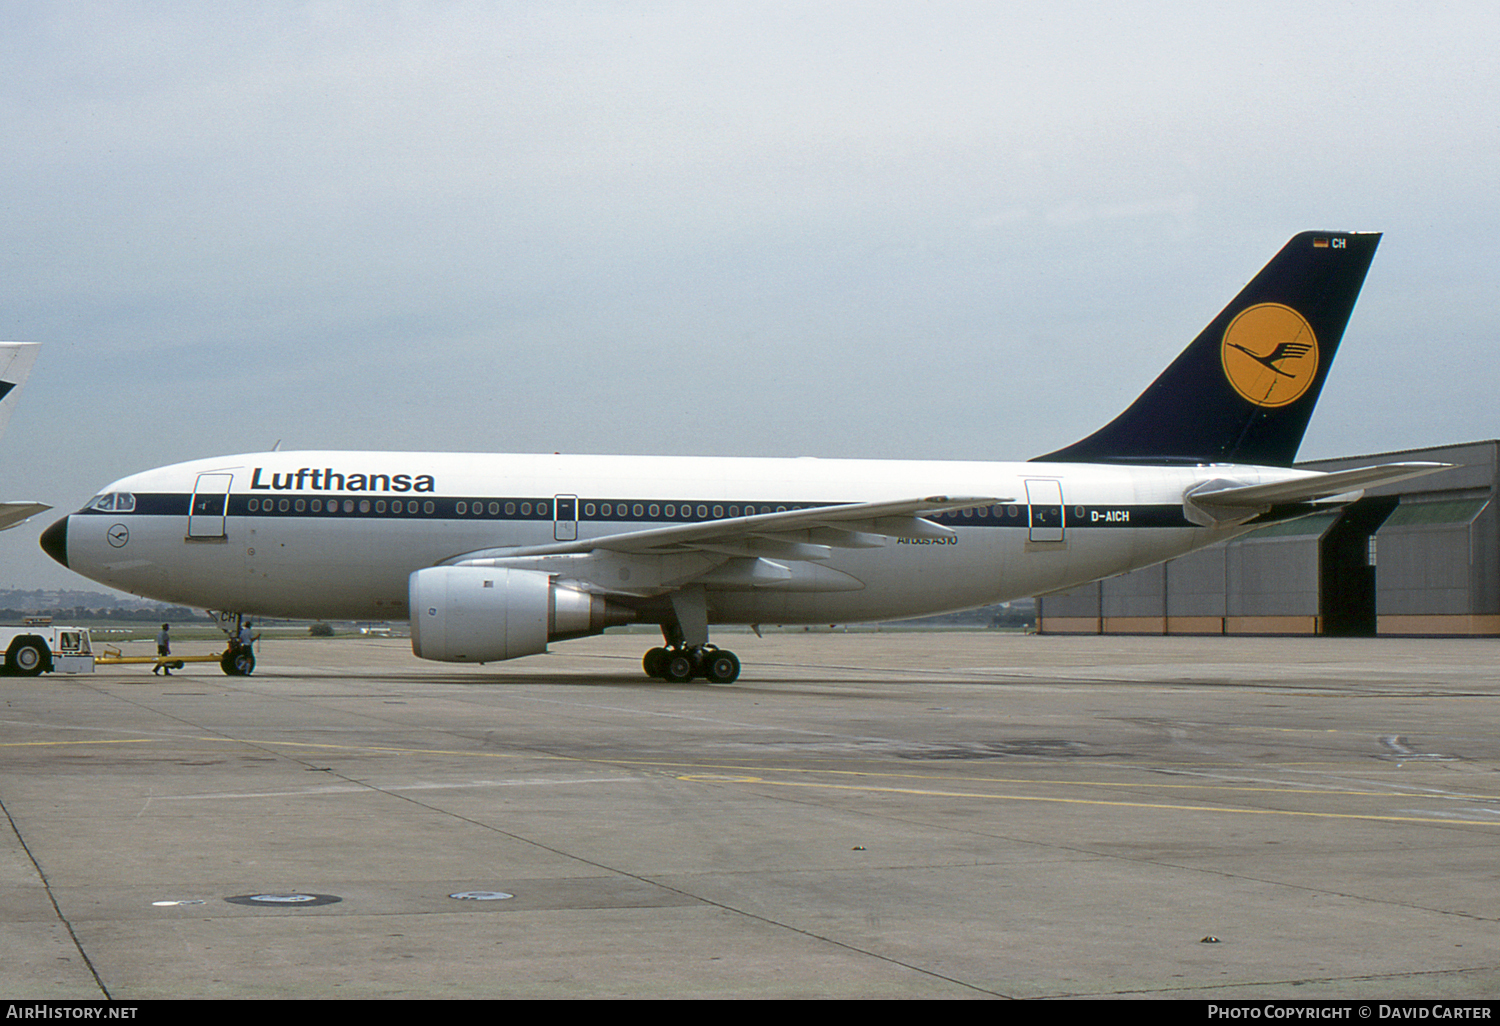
88,492,135,512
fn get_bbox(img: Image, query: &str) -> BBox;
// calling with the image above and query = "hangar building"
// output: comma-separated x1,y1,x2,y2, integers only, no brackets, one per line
1037,440,1500,636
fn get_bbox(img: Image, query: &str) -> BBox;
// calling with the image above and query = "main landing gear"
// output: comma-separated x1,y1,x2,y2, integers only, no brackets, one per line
642,645,741,684
641,586,742,683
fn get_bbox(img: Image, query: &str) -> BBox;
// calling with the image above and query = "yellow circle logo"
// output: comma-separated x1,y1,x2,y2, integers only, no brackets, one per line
1220,303,1319,408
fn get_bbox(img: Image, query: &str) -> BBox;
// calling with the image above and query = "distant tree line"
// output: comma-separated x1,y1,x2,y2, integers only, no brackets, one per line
0,605,208,623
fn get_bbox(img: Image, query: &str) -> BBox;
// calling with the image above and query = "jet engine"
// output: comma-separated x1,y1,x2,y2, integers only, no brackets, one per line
409,566,634,663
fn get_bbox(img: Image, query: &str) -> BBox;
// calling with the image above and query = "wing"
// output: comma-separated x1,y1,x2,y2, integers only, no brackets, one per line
442,495,1009,597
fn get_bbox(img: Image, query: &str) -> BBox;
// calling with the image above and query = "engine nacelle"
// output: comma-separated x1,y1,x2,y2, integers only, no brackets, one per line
409,566,634,663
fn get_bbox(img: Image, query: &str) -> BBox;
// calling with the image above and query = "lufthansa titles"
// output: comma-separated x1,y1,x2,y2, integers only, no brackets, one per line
250,468,436,493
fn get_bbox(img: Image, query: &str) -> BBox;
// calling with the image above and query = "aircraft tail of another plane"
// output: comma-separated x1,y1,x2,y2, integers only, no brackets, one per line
1034,231,1381,467
1,343,47,531
0,342,40,442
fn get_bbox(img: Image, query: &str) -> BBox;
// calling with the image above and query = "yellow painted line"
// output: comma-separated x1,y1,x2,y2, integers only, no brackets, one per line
9,737,1500,822
0,735,543,760
605,757,1500,801
5,736,1494,801
0,738,164,748
204,738,547,759
674,775,1500,827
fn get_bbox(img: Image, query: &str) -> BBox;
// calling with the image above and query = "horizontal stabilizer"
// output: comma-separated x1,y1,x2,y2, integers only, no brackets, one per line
1183,462,1448,527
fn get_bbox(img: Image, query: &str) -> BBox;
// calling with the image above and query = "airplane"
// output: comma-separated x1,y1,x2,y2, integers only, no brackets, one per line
39,232,1444,682
0,342,49,532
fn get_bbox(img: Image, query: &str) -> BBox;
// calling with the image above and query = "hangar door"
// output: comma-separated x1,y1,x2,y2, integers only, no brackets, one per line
1320,496,1398,636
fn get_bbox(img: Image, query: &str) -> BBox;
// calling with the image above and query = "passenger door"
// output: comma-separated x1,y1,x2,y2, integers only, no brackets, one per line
1025,479,1064,543
187,473,233,539
554,495,578,541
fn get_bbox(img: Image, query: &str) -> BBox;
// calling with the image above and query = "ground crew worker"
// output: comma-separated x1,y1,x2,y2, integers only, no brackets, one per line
154,623,172,676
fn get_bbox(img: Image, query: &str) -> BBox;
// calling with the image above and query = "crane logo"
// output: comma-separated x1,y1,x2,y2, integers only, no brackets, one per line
1220,303,1319,408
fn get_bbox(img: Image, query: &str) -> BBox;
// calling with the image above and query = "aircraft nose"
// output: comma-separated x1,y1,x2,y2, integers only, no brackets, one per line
39,516,68,568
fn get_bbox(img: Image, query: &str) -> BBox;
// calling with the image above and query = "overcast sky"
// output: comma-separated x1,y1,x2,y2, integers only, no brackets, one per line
3,1,1498,594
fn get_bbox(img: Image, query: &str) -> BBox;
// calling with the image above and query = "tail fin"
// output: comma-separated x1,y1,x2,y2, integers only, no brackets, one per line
1034,232,1380,466
0,343,45,531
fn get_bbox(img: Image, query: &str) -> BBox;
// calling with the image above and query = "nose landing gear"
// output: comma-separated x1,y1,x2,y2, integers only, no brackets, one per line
208,611,257,676
220,644,255,676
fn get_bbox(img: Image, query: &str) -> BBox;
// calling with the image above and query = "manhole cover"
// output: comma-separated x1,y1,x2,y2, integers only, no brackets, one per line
225,893,341,907
450,891,514,901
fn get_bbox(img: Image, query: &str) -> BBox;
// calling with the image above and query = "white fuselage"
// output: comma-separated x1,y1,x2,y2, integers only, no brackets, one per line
60,451,1304,624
